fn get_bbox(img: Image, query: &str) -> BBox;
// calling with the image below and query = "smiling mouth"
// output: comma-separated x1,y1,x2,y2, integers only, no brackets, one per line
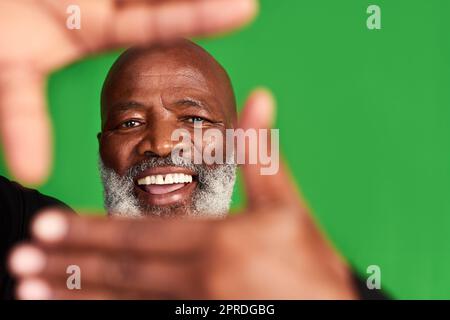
136,172,196,195
133,167,199,207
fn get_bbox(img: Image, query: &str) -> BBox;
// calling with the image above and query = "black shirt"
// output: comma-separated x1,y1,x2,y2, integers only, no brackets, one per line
0,175,70,300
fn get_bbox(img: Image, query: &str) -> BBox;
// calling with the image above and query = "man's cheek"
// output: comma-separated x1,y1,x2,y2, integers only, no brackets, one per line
99,136,137,174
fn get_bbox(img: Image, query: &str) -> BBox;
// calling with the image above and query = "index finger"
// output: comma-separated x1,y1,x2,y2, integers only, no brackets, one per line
31,209,214,254
43,0,259,51
108,0,259,47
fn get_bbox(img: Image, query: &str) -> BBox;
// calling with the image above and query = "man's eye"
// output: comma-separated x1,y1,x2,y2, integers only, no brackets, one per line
187,117,205,124
120,120,142,128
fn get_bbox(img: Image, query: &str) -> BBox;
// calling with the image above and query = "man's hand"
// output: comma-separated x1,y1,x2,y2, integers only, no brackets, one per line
8,90,357,299
0,0,258,184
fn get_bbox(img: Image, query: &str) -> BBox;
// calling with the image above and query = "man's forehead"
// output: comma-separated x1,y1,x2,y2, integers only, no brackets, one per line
101,41,237,122
114,66,209,88
118,46,215,77
103,66,219,109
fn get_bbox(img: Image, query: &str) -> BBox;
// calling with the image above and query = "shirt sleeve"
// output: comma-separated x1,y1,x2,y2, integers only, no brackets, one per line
352,270,390,300
0,175,72,300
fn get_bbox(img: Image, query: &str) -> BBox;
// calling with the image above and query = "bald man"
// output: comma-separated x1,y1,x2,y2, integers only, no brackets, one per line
6,40,386,300
98,40,238,217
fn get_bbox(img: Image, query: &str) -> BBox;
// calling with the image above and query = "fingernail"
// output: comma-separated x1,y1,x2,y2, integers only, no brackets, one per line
251,88,275,127
33,211,68,243
17,279,52,300
9,245,46,276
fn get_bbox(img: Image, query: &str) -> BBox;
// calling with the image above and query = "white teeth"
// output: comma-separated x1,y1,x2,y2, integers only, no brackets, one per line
165,175,173,184
137,173,194,185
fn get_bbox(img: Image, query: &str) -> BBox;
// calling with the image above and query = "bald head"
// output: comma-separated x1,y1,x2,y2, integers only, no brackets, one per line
101,39,236,127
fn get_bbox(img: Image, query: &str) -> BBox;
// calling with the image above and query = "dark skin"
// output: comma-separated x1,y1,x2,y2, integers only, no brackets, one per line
8,43,358,299
98,41,236,211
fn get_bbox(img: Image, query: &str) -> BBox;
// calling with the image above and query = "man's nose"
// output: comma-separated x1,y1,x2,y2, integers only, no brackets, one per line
136,123,175,158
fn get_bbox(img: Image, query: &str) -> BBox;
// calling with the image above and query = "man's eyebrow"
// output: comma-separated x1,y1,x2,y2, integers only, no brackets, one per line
109,101,147,113
174,97,213,112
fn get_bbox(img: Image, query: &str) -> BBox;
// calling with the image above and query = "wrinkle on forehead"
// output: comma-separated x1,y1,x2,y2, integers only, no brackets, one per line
101,40,237,123
130,70,209,88
135,72,206,83
108,72,213,100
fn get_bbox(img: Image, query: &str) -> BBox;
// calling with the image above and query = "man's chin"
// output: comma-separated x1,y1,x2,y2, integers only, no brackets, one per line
108,201,193,218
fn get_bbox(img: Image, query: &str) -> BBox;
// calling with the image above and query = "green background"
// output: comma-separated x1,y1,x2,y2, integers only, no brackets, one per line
2,0,450,299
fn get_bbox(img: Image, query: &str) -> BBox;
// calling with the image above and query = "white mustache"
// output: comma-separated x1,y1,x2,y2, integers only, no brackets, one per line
99,156,236,218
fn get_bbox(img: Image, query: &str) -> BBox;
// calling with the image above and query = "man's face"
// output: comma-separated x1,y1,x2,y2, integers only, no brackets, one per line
98,47,237,217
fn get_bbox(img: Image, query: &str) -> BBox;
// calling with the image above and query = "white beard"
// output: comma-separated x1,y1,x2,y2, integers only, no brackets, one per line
98,155,236,219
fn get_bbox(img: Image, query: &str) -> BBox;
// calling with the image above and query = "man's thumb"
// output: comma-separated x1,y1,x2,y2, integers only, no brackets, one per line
239,88,275,131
